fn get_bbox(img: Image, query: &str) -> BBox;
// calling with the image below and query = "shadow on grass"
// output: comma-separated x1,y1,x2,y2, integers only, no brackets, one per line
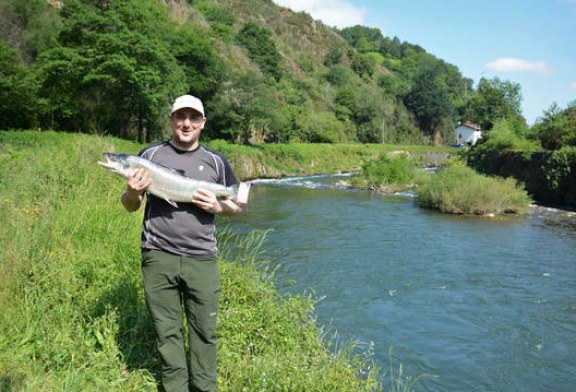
0,372,25,392
92,275,159,382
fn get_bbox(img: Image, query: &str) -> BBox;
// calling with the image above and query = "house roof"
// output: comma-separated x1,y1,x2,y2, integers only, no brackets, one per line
458,121,482,131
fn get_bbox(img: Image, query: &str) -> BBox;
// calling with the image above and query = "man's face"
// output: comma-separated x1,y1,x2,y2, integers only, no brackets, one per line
171,108,206,150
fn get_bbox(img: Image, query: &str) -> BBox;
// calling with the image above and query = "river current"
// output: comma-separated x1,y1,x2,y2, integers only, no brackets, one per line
225,174,576,391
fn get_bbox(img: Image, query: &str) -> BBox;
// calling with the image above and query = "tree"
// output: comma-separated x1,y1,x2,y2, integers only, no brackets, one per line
535,102,576,150
208,73,280,144
403,61,451,137
465,77,526,132
348,49,374,79
0,0,61,63
338,25,383,53
34,0,187,140
169,27,224,100
237,22,282,81
0,40,38,129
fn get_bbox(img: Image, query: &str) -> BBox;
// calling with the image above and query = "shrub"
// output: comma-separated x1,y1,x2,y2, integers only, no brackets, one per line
357,153,417,191
542,146,576,191
416,165,531,215
465,118,541,168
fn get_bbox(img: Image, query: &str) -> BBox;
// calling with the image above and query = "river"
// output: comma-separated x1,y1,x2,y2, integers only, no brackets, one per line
225,174,576,391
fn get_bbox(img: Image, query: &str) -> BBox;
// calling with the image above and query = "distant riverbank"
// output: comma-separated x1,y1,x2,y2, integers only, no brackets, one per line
204,139,455,180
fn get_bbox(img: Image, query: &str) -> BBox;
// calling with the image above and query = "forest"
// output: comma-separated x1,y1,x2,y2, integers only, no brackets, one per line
2,0,574,149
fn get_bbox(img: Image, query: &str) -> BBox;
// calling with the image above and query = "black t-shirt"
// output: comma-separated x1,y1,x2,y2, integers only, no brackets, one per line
139,141,237,258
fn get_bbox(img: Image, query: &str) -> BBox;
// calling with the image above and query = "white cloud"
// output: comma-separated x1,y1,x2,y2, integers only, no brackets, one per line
485,58,553,74
570,81,576,90
272,0,367,28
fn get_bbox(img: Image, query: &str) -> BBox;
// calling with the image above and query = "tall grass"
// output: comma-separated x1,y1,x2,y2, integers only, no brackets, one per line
0,131,387,391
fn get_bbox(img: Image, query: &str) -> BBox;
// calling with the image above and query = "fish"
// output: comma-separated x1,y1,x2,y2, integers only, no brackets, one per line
98,152,236,208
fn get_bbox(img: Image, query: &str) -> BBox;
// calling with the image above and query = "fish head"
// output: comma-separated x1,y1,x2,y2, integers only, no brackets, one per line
98,153,135,177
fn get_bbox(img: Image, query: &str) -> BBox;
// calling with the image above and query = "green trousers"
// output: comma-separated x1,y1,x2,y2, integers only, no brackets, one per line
142,250,219,392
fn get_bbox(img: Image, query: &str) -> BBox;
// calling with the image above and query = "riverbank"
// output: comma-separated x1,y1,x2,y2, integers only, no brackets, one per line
0,131,384,391
205,138,454,180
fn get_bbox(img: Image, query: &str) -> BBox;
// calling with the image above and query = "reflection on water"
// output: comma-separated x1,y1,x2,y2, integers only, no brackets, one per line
226,176,576,392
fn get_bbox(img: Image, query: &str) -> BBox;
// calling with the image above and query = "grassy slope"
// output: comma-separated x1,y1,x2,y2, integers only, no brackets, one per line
0,131,391,391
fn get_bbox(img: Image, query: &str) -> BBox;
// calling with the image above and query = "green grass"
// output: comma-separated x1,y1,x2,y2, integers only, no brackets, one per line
206,139,454,180
2,130,427,391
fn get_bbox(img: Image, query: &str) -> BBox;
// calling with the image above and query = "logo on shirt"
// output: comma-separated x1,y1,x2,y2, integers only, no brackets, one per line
199,165,205,171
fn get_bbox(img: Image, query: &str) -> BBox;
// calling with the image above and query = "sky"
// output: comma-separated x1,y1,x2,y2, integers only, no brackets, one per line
272,0,576,125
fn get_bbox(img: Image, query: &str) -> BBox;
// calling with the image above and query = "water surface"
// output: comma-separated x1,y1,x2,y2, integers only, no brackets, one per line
226,175,576,391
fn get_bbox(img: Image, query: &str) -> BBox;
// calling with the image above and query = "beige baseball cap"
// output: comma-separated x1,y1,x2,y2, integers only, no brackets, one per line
170,95,204,116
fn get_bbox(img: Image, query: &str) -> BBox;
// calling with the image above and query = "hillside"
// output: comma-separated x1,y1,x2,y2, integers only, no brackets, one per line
1,0,527,144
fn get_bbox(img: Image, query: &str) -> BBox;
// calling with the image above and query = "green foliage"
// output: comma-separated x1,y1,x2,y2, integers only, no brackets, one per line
464,118,541,169
541,146,576,191
324,65,353,87
533,102,576,150
403,61,452,136
323,47,343,66
334,86,357,119
480,118,539,152
30,0,189,140
236,21,282,81
169,27,225,99
358,153,418,191
0,40,39,129
416,165,531,214
0,0,534,145
0,0,61,62
196,1,236,41
208,72,282,143
197,1,235,26
300,111,349,143
338,25,384,54
0,131,383,391
348,49,375,79
465,77,526,132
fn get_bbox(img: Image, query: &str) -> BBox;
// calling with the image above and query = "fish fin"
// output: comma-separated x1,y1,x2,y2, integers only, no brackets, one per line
235,182,251,204
165,198,178,208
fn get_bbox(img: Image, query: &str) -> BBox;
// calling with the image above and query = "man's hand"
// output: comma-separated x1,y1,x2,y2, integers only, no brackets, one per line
192,188,243,215
127,168,152,194
122,168,151,212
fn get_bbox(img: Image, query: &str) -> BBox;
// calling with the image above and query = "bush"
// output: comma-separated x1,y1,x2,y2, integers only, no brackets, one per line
542,146,576,191
356,153,417,191
416,165,531,215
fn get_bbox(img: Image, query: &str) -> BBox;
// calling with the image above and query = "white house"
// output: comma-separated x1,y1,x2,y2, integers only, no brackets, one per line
454,121,482,146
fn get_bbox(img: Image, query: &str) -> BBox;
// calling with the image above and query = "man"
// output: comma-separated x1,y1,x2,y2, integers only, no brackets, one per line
121,94,244,391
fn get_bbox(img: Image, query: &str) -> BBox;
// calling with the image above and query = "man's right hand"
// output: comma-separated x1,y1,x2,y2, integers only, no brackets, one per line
126,167,152,194
122,168,151,212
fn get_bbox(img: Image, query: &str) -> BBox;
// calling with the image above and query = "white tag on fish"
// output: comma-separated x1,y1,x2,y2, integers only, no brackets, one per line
236,182,251,205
